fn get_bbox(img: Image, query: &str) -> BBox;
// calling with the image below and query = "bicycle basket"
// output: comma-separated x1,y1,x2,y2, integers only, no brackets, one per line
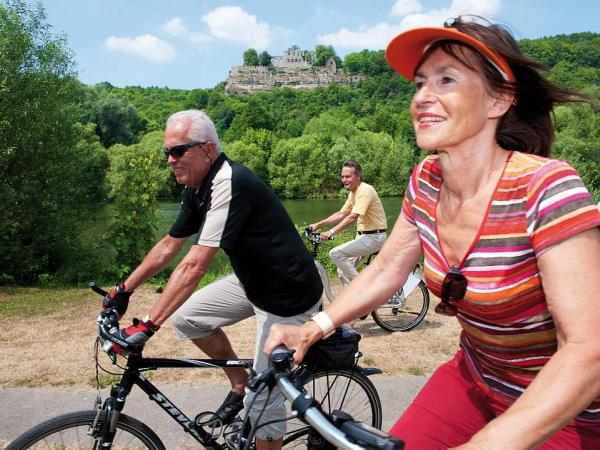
303,326,361,370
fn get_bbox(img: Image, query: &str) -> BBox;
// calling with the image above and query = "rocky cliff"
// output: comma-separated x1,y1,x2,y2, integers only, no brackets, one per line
224,65,363,94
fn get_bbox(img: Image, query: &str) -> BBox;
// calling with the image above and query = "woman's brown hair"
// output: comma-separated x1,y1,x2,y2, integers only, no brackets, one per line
417,16,589,157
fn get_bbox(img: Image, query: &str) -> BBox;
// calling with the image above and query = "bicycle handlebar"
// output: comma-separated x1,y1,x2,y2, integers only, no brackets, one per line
90,283,142,356
304,227,328,243
259,346,404,450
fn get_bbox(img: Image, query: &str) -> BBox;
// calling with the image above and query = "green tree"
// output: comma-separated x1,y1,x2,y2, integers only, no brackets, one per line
224,96,275,141
268,135,331,198
0,0,102,284
225,141,269,180
343,49,391,75
81,85,146,147
224,128,275,181
258,50,272,66
303,50,313,64
314,45,341,67
243,48,259,66
105,132,170,275
303,110,359,145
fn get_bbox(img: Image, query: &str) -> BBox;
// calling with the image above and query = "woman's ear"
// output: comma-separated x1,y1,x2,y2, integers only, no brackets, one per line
488,92,515,119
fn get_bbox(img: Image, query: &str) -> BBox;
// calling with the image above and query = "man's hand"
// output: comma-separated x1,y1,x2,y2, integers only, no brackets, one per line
111,318,155,354
319,232,334,241
103,281,132,316
308,223,319,231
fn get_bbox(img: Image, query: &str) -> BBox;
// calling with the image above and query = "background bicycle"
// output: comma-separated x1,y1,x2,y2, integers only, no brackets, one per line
304,228,430,332
6,284,383,450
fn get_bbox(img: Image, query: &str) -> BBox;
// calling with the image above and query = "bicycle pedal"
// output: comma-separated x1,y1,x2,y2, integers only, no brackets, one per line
224,418,245,449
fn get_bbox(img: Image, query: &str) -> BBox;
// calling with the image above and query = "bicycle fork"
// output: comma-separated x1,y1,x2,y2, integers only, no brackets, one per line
89,384,127,448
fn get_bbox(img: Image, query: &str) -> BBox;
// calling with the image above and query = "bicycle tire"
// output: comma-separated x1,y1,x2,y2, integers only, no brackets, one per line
6,409,165,450
372,280,430,332
282,368,382,449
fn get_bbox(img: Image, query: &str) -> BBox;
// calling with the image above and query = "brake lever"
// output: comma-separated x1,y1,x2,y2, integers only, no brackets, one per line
95,308,135,358
247,368,276,392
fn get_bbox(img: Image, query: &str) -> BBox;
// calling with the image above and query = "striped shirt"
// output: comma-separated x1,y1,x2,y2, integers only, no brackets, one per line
402,151,600,420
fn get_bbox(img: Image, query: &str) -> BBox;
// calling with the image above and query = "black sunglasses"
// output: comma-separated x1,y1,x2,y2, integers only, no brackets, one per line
163,141,207,158
435,265,468,316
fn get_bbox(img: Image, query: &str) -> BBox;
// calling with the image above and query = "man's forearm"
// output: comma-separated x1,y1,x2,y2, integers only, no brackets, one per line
148,245,218,325
124,236,185,291
313,212,347,229
148,260,205,326
328,214,358,234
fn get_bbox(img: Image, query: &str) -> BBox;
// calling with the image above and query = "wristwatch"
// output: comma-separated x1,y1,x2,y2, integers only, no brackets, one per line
142,315,161,332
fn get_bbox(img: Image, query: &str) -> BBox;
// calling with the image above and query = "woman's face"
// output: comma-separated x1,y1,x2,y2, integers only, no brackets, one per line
410,48,497,152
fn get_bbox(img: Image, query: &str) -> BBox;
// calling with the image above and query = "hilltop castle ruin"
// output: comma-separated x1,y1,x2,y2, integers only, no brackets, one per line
224,46,362,94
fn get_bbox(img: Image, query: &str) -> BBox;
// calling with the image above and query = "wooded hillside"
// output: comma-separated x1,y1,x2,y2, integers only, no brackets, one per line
1,0,598,284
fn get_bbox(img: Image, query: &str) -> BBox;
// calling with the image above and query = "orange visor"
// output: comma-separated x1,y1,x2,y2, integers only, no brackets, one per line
385,27,515,82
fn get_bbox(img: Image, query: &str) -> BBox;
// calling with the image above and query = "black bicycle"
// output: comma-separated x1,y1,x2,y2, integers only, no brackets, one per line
6,284,384,450
304,228,430,332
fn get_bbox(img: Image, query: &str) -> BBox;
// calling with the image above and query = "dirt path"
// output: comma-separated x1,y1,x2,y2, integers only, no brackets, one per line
0,284,461,388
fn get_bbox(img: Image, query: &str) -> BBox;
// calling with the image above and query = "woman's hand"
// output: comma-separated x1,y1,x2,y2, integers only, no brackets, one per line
263,321,322,364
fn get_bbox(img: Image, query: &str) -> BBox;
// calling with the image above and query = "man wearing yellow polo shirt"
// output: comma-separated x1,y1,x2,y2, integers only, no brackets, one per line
309,160,387,288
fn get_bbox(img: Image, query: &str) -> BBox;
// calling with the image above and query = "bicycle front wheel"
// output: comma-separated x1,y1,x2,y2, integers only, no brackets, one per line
283,368,382,449
6,410,165,450
372,279,430,332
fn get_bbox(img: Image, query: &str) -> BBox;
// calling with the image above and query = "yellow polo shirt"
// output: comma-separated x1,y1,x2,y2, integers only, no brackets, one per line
340,182,387,232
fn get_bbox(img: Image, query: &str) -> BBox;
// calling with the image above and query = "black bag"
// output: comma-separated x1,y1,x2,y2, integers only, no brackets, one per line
303,326,361,370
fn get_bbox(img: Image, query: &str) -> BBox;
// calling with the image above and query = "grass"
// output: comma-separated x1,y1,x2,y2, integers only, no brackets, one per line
0,287,87,317
407,367,425,376
361,356,376,366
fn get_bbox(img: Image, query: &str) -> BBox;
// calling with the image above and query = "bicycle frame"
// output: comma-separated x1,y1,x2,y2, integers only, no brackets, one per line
308,232,424,300
96,353,253,449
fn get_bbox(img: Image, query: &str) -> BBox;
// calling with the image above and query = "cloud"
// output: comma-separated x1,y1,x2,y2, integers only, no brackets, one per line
390,0,423,18
318,0,502,50
104,34,175,63
163,17,187,37
163,17,211,45
201,6,274,48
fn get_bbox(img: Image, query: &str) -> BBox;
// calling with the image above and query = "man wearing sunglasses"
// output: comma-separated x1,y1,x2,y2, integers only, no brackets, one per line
103,109,323,450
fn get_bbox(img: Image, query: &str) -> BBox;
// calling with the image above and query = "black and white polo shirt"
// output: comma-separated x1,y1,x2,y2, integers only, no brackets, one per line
169,153,322,316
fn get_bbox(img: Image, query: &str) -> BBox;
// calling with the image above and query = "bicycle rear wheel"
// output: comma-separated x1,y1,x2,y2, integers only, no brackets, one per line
282,368,382,449
6,410,165,450
372,279,429,332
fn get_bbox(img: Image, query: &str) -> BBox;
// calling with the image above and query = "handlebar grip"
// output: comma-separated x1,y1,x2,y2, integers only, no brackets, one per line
340,421,405,449
89,282,108,297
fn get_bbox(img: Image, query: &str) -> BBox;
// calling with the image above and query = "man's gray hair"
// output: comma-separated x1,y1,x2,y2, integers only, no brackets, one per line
166,110,222,153
342,159,362,179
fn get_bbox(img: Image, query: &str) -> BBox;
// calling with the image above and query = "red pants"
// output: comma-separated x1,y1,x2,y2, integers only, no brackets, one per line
389,350,600,449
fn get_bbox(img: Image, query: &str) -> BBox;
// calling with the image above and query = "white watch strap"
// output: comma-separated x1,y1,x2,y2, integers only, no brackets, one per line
311,311,335,338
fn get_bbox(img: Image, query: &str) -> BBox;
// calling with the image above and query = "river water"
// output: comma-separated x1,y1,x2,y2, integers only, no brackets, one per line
158,197,402,233
157,197,403,274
